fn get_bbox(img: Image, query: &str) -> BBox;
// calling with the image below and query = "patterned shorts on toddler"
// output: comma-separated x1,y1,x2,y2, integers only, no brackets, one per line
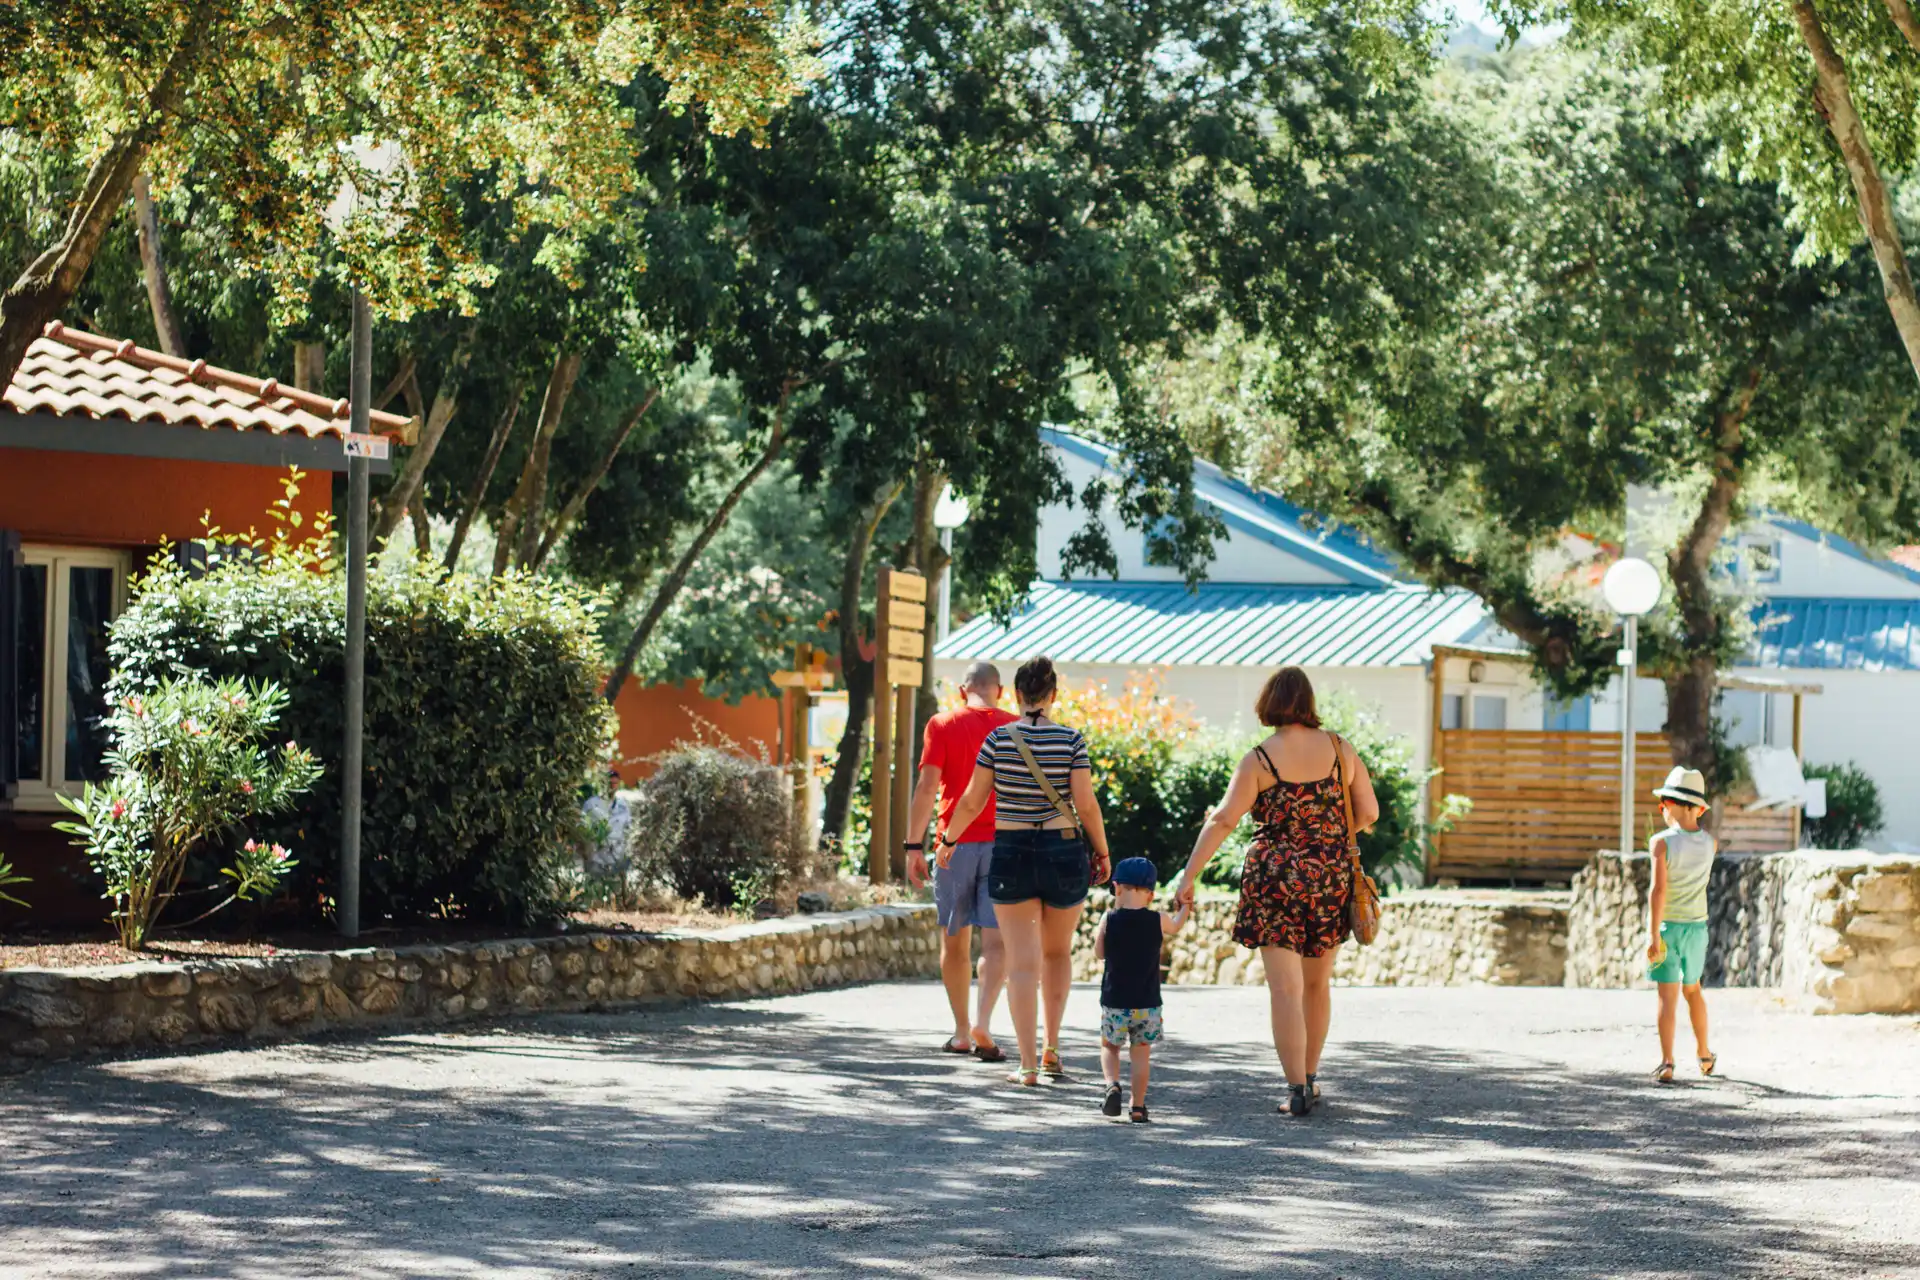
1100,1005,1163,1048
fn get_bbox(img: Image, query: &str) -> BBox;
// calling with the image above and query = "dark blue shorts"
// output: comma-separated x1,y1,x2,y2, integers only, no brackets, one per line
989,829,1090,909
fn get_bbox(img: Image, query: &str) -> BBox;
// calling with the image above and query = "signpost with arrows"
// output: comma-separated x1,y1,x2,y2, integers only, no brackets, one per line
867,567,927,882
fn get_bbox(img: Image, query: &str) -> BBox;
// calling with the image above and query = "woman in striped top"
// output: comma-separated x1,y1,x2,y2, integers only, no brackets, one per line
941,655,1112,1087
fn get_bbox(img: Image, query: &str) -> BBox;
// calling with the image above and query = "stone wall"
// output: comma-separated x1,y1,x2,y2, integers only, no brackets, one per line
1070,888,1569,988
1567,850,1920,1013
0,904,937,1069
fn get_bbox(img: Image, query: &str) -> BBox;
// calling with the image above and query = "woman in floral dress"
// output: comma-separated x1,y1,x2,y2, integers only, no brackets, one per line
1175,667,1379,1116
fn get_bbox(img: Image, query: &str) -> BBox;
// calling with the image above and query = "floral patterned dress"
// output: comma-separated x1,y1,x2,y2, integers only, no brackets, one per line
1231,744,1354,958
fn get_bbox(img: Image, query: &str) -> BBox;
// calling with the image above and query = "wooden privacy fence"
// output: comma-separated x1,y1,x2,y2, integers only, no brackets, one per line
1429,729,1794,882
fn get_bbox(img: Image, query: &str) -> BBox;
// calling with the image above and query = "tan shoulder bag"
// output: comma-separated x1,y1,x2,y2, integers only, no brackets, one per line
1003,722,1110,885
1330,732,1382,946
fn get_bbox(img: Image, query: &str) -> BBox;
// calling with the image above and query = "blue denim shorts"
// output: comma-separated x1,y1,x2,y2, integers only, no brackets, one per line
934,841,997,935
989,828,1090,909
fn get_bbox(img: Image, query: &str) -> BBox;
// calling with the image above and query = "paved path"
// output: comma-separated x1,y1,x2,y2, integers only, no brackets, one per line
3,984,1918,1279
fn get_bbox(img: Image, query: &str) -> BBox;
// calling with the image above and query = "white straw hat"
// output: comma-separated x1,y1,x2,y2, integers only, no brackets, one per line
1652,766,1708,807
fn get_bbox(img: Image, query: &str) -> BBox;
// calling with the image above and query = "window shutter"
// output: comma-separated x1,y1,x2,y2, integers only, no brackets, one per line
0,530,19,796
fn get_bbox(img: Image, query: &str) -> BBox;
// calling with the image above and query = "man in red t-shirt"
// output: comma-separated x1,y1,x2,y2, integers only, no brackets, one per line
905,661,1015,1061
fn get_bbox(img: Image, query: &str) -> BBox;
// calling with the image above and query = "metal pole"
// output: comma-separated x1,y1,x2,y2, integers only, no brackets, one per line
936,527,954,642
1619,613,1637,857
340,287,371,938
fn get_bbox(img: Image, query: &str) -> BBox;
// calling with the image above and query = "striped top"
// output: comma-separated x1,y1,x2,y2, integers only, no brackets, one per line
975,721,1091,825
1655,826,1717,923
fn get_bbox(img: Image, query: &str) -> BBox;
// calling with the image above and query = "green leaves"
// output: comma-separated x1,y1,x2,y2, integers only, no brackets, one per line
52,675,321,948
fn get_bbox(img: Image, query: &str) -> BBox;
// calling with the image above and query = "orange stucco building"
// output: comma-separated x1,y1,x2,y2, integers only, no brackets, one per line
1,324,408,926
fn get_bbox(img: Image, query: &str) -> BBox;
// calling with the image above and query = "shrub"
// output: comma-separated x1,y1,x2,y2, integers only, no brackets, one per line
106,475,616,929
55,677,320,947
0,853,30,908
1802,761,1884,850
625,744,811,909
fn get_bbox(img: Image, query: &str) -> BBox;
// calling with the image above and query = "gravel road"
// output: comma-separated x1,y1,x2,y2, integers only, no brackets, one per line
3,983,1917,1279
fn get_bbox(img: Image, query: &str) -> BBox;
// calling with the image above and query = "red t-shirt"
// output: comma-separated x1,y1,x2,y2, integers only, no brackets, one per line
921,704,1017,845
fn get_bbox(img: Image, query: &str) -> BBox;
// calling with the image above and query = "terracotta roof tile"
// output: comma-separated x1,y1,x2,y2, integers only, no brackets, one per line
3,322,413,441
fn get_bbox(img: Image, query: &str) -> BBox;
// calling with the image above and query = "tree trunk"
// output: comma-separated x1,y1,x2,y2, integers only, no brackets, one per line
409,492,433,555
131,173,187,357
530,388,659,572
602,395,794,703
493,349,581,576
0,27,205,389
373,335,471,544
819,481,906,854
1660,365,1762,785
292,342,326,394
1794,1,1920,385
445,380,524,574
906,462,943,745
1884,0,1920,56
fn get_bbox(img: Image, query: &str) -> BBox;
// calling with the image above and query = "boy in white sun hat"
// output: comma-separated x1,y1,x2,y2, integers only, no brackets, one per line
1646,766,1718,1084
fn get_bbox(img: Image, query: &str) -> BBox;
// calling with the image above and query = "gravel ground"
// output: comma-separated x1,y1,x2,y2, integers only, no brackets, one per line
2,983,1918,1279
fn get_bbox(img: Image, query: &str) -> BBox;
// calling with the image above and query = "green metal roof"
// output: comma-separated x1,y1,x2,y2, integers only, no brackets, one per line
937,581,1491,669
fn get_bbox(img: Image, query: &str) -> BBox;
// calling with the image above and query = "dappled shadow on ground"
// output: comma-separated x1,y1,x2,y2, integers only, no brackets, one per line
3,990,1918,1279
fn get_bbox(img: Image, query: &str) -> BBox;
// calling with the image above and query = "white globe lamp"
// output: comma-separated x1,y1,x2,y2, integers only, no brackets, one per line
1602,556,1662,617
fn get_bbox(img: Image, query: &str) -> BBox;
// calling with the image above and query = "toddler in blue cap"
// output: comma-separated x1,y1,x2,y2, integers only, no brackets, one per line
1093,856,1191,1122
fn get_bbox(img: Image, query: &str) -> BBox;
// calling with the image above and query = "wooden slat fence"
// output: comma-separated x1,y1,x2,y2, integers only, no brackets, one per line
1430,730,1794,881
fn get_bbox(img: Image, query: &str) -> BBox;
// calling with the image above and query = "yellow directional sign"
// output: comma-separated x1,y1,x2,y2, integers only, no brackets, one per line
887,628,924,659
889,571,928,603
887,599,926,631
889,659,923,688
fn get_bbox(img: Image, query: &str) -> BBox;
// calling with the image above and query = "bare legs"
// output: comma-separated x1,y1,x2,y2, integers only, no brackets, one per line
995,898,1085,1072
1658,982,1711,1066
1259,945,1340,1085
940,926,1006,1048
1100,1041,1153,1108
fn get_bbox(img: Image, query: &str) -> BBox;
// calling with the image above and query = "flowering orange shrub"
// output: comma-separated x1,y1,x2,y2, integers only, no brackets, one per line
1052,669,1204,778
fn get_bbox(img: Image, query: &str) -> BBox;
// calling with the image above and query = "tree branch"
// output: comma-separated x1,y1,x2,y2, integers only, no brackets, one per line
602,388,795,703
530,387,660,572
372,331,471,545
131,172,187,357
445,380,525,574
1885,0,1920,55
1794,0,1920,384
493,349,581,575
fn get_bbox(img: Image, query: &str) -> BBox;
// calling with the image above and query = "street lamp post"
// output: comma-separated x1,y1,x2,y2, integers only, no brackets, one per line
1602,557,1663,857
931,484,970,643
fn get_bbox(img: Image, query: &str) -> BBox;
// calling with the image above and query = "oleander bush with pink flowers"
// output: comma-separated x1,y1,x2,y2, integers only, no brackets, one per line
55,677,321,948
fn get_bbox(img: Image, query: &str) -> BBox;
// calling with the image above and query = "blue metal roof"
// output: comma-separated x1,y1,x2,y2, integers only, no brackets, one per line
1750,598,1920,672
937,581,1490,669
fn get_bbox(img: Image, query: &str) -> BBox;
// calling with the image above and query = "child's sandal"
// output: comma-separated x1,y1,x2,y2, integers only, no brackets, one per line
1698,1053,1718,1077
1101,1084,1123,1118
1129,1104,1150,1124
1653,1061,1675,1084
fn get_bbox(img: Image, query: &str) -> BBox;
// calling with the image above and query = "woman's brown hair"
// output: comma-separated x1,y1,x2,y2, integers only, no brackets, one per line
1014,655,1058,708
1255,666,1320,728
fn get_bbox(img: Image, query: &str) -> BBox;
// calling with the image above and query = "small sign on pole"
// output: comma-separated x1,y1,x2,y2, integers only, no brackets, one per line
344,432,390,460
868,567,928,882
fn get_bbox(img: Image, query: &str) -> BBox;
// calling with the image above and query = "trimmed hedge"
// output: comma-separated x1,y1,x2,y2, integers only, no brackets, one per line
107,548,615,929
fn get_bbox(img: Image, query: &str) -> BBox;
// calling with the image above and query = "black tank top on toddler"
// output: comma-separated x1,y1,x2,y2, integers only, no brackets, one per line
1100,907,1164,1010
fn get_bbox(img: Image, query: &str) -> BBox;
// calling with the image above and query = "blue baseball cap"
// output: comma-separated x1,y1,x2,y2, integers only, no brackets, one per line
1110,857,1158,889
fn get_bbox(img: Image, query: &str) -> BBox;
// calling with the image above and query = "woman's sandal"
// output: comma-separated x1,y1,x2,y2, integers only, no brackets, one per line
1129,1105,1150,1124
1698,1052,1718,1077
1101,1084,1123,1118
1653,1061,1676,1084
1007,1067,1041,1088
1285,1084,1311,1117
1040,1045,1067,1079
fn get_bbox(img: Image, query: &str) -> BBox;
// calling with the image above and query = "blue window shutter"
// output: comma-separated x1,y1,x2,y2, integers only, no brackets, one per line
1544,694,1592,732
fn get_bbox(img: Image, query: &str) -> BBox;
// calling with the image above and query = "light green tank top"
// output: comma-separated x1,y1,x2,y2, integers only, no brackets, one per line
1655,825,1716,923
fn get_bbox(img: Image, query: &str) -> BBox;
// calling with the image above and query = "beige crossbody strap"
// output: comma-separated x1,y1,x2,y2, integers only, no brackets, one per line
1004,722,1079,837
1329,731,1360,856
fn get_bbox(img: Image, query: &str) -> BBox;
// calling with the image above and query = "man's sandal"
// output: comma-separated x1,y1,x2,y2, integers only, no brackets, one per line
939,1036,973,1055
1040,1045,1066,1079
1007,1067,1041,1087
972,1041,1007,1064
1698,1053,1718,1077
1653,1061,1676,1084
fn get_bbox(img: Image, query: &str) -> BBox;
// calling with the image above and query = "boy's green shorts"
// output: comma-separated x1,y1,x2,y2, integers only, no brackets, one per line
1649,920,1708,985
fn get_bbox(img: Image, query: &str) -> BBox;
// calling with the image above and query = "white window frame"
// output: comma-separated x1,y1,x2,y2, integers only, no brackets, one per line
14,545,129,810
